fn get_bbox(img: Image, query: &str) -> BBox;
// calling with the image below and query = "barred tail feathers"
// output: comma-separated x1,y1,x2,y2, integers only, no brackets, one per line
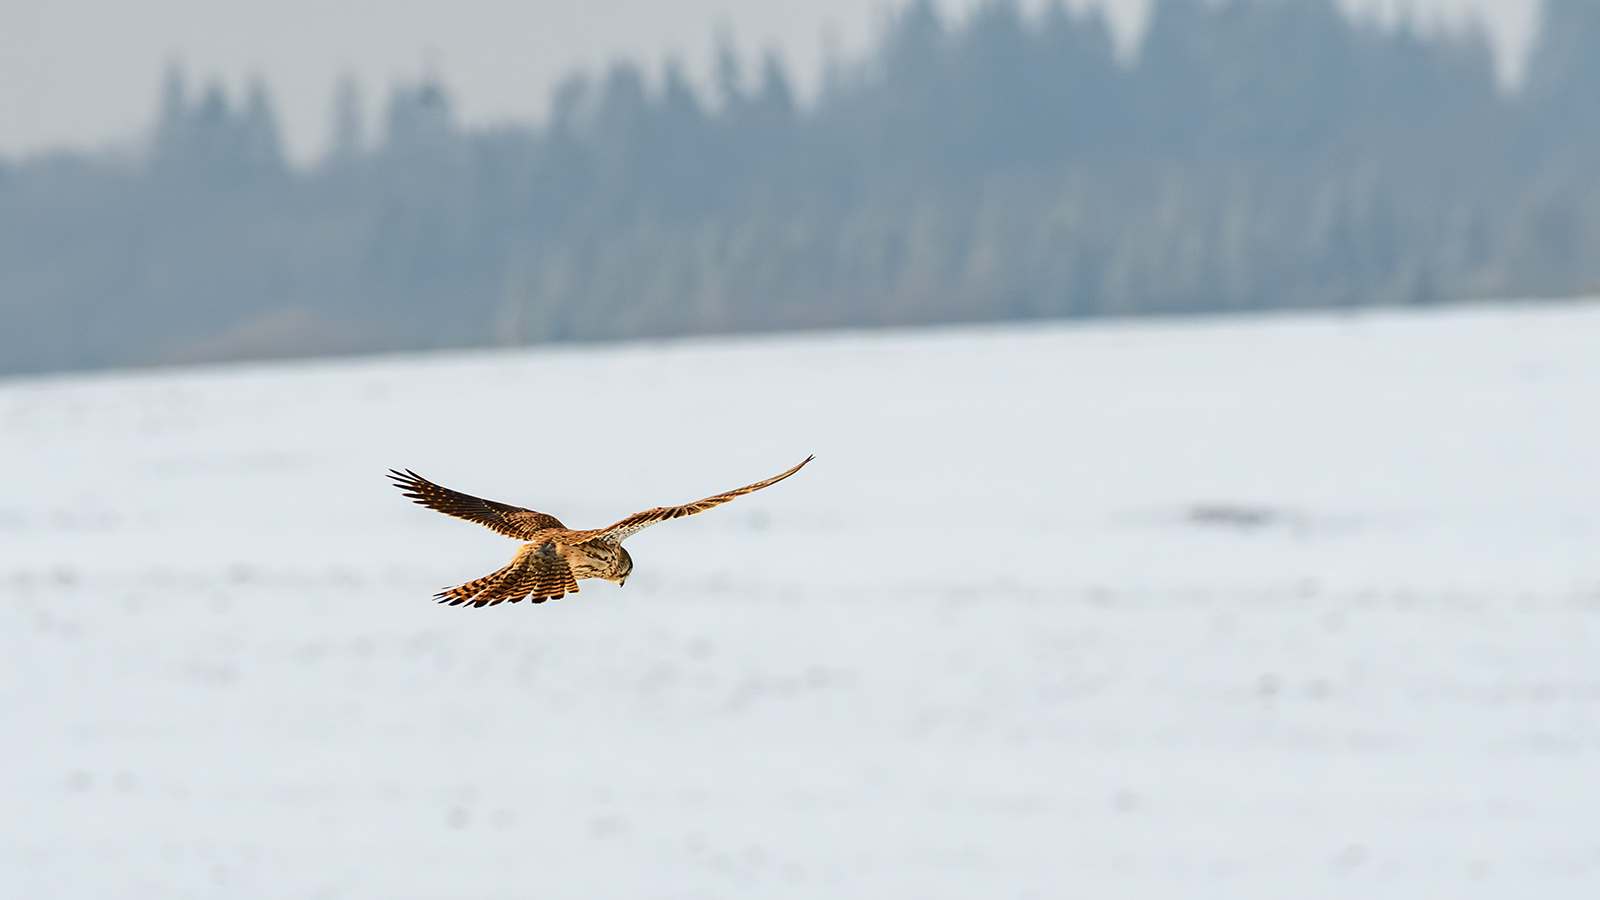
433,556,579,607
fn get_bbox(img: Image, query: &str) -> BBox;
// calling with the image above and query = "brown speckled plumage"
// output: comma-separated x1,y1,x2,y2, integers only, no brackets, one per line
389,456,812,607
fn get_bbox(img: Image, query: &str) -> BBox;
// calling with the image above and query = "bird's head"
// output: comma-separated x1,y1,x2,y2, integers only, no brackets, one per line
608,547,634,586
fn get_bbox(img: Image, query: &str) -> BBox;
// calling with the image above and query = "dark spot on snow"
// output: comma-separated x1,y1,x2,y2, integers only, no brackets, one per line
1188,504,1279,528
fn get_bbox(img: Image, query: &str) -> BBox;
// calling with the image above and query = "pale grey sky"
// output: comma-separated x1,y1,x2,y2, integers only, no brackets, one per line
0,0,1543,164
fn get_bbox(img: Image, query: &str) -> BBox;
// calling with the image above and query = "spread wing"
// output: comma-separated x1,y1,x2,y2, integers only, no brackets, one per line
388,469,565,540
577,455,813,545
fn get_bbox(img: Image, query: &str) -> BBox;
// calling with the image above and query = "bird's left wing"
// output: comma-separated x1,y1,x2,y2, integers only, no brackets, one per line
388,469,566,540
573,455,813,545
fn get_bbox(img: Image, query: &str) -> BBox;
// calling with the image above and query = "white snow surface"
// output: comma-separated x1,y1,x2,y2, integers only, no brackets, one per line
4,300,1600,898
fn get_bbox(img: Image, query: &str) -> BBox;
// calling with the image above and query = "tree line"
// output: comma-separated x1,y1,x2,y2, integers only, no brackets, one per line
3,0,1600,375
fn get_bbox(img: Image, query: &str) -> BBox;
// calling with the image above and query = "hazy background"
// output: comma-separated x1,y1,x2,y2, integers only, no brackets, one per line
3,0,1598,376
0,0,1545,162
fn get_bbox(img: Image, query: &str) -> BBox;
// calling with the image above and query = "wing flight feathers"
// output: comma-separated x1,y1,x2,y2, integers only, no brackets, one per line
388,469,565,540
584,455,813,545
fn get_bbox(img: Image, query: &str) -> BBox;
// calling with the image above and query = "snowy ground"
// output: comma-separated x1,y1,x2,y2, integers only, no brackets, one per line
3,300,1600,899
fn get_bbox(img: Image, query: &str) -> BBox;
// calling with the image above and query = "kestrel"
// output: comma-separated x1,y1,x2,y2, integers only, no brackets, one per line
389,456,812,607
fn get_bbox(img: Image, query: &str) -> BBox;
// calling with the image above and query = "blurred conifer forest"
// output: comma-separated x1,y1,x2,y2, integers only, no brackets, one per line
5,0,1600,375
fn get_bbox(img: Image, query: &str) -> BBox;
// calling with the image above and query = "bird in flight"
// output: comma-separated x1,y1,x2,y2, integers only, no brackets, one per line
389,456,812,607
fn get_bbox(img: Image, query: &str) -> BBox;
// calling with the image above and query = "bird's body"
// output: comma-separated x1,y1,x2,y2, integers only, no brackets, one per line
389,456,811,607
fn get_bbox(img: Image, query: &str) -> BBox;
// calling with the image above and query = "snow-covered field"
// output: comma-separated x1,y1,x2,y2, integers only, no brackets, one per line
4,301,1600,899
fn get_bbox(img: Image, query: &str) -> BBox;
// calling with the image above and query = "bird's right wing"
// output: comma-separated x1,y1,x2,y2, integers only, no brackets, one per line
388,469,565,540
